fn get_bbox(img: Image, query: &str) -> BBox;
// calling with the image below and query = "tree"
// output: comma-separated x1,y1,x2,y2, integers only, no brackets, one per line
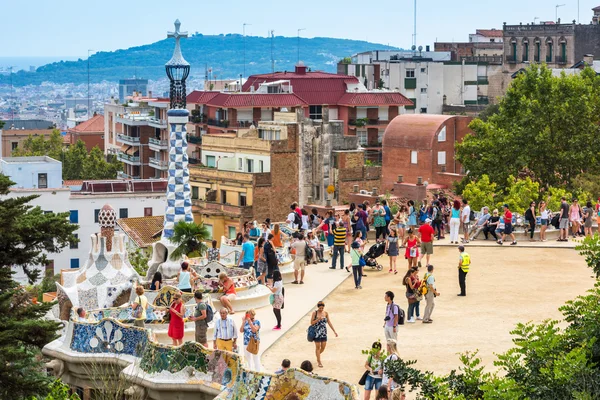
12,130,63,159
0,174,78,399
169,221,210,260
501,175,539,214
0,120,5,129
62,141,87,180
457,65,600,192
461,175,498,211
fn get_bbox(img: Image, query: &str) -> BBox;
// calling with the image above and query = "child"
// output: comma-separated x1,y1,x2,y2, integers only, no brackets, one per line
457,245,470,297
275,359,291,374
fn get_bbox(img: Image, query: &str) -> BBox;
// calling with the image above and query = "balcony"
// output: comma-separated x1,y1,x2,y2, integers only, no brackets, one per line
188,135,202,145
192,199,253,218
148,117,168,128
117,152,141,165
505,55,517,64
555,56,567,64
189,157,200,165
190,114,207,124
349,118,388,128
477,96,490,105
149,157,169,170
117,134,141,146
148,137,168,151
115,113,151,126
207,118,230,128
117,171,140,179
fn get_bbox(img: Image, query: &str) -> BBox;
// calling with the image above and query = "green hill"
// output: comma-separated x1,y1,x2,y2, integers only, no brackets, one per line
1,34,399,86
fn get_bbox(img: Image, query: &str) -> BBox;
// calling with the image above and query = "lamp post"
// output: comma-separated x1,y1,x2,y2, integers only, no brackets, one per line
297,28,306,63
87,49,93,118
243,23,251,78
555,4,565,23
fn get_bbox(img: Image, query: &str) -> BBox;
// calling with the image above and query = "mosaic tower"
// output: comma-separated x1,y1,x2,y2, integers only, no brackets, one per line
162,20,193,239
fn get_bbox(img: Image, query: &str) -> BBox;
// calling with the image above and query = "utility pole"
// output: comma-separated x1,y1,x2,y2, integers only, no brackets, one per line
270,30,275,73
243,23,251,78
555,4,565,23
413,0,417,47
87,49,93,118
9,66,14,124
297,28,306,64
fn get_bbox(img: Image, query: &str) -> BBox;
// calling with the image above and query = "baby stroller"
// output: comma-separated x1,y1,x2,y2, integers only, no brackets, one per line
362,240,385,271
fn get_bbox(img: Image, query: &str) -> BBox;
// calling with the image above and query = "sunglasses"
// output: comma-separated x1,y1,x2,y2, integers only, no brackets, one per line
317,304,325,307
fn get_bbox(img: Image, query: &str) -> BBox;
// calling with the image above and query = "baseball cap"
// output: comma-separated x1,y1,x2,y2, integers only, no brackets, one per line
502,204,509,208
425,218,432,223
351,241,360,249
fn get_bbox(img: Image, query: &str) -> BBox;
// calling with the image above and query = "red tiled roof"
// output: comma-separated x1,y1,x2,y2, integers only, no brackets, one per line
383,114,456,150
116,216,164,248
476,29,503,38
206,93,308,108
186,91,221,104
68,114,104,133
337,92,413,107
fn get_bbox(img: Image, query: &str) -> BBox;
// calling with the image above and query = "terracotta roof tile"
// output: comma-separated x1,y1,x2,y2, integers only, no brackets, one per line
206,93,308,108
476,29,503,38
68,114,104,133
187,91,221,104
337,92,413,107
116,216,164,248
383,114,456,150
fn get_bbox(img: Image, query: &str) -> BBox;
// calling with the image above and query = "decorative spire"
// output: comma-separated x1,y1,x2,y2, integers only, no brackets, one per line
165,19,191,109
166,19,189,67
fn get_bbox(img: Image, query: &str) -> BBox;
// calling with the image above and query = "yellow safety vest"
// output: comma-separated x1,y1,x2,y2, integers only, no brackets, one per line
460,252,470,272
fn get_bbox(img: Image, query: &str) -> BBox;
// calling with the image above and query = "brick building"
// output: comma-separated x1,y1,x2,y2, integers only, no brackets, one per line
1,127,55,158
67,114,105,152
381,114,472,191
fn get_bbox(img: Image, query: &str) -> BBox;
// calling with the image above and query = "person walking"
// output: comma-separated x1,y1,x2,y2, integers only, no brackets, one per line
267,270,284,330
218,272,236,314
525,201,537,242
403,229,420,269
558,197,570,242
213,308,238,351
449,200,461,244
457,245,470,296
363,341,384,400
584,201,594,237
131,286,148,328
418,218,434,267
264,233,279,284
310,301,338,368
330,221,347,270
342,209,352,252
189,290,209,347
422,264,439,324
356,204,369,241
403,268,421,323
383,291,400,342
569,199,582,238
372,200,387,240
240,309,262,371
485,209,500,241
393,205,408,244
407,200,417,232
168,292,185,346
239,234,255,270
386,227,399,274
324,210,336,249
291,233,307,284
350,241,364,289
498,204,517,245
431,201,443,240
539,201,549,242
256,238,268,284
461,199,471,244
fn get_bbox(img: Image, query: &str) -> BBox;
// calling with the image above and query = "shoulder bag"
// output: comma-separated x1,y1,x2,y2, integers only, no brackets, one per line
307,312,317,342
247,335,260,355
132,296,142,319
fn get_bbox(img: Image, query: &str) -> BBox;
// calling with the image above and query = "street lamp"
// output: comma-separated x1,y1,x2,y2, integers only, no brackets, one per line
555,4,565,23
243,23,251,78
297,28,306,63
87,49,94,118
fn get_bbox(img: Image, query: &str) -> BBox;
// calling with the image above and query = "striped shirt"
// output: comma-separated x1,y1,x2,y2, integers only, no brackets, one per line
333,226,347,246
213,317,238,341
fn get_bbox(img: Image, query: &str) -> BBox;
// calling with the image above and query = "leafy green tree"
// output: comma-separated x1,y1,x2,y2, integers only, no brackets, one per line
0,120,5,129
573,173,600,200
12,130,64,159
544,186,573,212
30,379,80,400
0,174,78,399
457,65,600,191
501,176,539,214
128,246,150,276
62,141,87,180
461,175,498,211
169,221,210,260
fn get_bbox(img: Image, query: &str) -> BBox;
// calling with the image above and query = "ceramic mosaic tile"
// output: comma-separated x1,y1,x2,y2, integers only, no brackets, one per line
70,319,148,357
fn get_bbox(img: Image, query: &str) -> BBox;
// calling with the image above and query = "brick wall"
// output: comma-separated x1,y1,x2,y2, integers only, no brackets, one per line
391,182,428,202
71,133,105,152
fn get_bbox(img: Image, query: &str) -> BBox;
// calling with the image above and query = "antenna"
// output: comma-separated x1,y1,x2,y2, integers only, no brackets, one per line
87,49,94,119
270,30,275,73
413,0,417,47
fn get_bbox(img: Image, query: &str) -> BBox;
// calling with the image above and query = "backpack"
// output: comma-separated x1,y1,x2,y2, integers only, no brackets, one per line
419,273,431,295
294,212,302,227
389,302,405,325
433,207,443,222
305,242,313,262
551,214,560,229
205,304,214,323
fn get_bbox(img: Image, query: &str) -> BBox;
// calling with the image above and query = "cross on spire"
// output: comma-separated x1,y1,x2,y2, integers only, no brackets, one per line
167,19,188,41
166,19,189,66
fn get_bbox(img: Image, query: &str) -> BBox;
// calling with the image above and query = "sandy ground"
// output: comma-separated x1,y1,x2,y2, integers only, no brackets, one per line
261,245,595,395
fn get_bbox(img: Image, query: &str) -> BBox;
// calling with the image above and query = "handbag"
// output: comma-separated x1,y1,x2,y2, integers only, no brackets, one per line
307,312,316,342
132,296,142,319
269,294,275,305
357,250,366,267
247,336,259,355
358,370,369,386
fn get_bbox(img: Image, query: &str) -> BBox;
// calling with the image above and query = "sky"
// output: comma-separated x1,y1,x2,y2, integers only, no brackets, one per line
1,0,597,57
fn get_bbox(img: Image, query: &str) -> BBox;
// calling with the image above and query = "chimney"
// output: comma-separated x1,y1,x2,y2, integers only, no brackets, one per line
353,185,359,193
322,105,329,124
584,54,594,65
295,63,307,75
397,175,403,183
148,90,153,98
417,177,423,185
307,195,313,204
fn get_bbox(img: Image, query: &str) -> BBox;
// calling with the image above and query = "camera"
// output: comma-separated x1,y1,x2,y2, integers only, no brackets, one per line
384,316,391,321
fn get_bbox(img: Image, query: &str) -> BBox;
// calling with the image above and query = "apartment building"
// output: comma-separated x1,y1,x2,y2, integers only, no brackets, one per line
67,114,104,151
0,126,55,158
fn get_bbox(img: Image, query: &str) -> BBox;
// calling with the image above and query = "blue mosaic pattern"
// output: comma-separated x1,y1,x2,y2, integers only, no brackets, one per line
162,117,193,239
70,318,148,357
84,303,194,324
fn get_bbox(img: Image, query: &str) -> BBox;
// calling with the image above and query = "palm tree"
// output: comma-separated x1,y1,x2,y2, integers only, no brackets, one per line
169,221,210,260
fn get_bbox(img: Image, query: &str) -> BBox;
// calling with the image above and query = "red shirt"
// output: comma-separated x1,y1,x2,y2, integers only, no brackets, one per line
418,224,435,242
295,207,303,218
504,210,512,224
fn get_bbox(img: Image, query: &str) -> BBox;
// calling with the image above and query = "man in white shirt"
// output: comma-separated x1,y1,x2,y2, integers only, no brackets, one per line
213,308,238,352
461,199,471,244
286,210,297,230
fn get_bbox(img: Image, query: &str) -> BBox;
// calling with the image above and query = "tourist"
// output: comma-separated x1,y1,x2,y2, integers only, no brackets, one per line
419,199,430,224
300,360,314,373
324,210,336,249
301,209,310,231
386,227,399,274
260,222,272,241
584,201,594,237
394,204,408,244
350,241,364,289
524,201,537,242
422,264,439,324
570,199,582,238
131,286,148,328
363,341,384,399
558,197,570,242
403,229,420,269
330,221,347,270
213,308,238,352
267,270,284,330
76,307,86,322
177,261,197,293
235,232,244,246
310,208,321,229
287,205,299,230
382,340,400,392
375,385,389,400
307,231,325,263
150,271,162,291
457,245,471,297
310,301,338,368
275,359,291,374
249,221,261,240
218,272,236,314
207,240,220,262
382,199,392,236
363,200,372,242
358,204,369,241
485,209,500,241
342,209,352,252
383,291,400,342
498,204,517,245
189,290,209,347
539,201,550,242
418,218,434,267
449,200,461,244
404,268,421,323
431,201,443,240
461,199,471,243
353,230,365,251
256,238,267,284
272,224,285,248
240,309,262,371
291,233,307,284
168,291,185,346
264,233,279,284
470,207,491,241
390,388,406,400
407,200,417,232
372,200,387,240
238,234,255,270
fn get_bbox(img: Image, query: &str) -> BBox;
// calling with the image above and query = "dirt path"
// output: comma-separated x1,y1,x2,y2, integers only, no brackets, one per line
261,246,595,394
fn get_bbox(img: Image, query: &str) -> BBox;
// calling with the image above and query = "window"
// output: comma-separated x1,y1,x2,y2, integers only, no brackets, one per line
259,160,264,173
438,151,446,165
204,224,213,239
94,209,100,223
420,88,427,93
11,142,18,151
357,131,368,146
69,210,78,224
70,258,80,269
406,69,415,78
221,190,227,204
438,126,446,142
192,186,199,199
228,226,237,239
420,68,426,73
247,159,254,173
144,207,152,217
258,129,280,140
411,150,418,164
70,234,79,249
420,108,428,114
38,173,47,189
206,155,216,168
239,193,247,206
309,105,323,119
378,130,385,144
314,185,321,200
238,158,243,170
119,208,128,219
